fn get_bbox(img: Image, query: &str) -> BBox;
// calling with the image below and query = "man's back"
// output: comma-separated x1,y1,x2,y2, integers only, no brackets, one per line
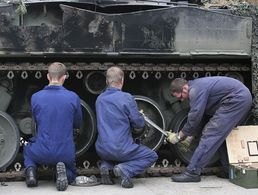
95,67,157,188
183,76,252,136
188,76,251,115
32,85,81,144
95,87,144,155
24,62,82,189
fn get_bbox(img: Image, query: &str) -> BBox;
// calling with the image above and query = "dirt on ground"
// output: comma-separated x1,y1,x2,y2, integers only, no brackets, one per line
202,0,258,7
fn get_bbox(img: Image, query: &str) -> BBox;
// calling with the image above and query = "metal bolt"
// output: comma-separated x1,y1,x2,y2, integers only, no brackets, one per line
142,71,149,79
35,71,42,79
180,72,186,78
193,72,199,79
168,72,174,79
7,71,14,79
76,71,83,79
174,159,182,167
129,71,136,79
21,71,28,79
205,72,211,77
155,72,162,79
14,162,22,171
83,160,90,169
162,159,169,167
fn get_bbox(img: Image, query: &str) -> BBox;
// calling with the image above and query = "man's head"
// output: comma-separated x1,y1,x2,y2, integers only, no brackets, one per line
106,66,124,89
170,78,189,101
47,62,67,85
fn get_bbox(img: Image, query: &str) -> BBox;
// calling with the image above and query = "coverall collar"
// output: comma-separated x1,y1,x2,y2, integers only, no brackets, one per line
44,85,65,90
107,87,121,91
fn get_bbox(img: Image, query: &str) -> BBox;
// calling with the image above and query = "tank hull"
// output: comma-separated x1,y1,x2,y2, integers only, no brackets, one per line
0,1,256,178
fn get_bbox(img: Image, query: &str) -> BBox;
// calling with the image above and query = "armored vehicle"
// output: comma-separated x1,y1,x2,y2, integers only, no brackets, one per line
0,0,257,178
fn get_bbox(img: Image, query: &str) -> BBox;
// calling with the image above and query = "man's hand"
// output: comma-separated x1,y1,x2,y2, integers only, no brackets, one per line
177,136,193,152
166,132,180,144
132,126,145,135
139,109,145,116
183,136,193,146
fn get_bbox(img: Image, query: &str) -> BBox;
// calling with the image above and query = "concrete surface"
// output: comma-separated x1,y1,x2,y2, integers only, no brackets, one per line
1,176,258,195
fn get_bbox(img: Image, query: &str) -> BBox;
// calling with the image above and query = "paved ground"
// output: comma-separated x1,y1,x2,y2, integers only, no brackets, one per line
1,176,258,195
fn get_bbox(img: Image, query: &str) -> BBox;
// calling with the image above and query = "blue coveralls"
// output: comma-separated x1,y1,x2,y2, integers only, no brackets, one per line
95,87,158,178
183,76,252,175
23,85,82,183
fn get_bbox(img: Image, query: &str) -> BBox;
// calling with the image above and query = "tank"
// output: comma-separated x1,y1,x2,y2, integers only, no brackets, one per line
0,0,257,178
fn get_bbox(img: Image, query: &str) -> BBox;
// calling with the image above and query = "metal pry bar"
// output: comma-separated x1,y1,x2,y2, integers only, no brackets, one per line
143,115,168,137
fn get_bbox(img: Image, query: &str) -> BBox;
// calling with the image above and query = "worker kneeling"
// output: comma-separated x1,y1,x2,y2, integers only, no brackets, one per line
95,66,158,188
23,62,82,191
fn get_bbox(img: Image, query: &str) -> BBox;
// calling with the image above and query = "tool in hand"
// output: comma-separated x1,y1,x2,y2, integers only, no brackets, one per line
141,112,192,151
142,114,168,137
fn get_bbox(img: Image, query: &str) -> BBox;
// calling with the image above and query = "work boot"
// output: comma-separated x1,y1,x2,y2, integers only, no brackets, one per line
25,166,38,187
56,162,68,191
171,170,201,182
100,167,114,185
113,165,133,188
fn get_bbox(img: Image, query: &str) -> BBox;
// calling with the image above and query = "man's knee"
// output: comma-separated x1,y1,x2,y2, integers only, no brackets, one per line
145,150,158,164
152,151,158,162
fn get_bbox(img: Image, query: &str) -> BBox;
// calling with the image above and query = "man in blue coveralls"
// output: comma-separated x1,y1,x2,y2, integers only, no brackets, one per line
95,66,158,188
167,76,252,182
23,62,82,191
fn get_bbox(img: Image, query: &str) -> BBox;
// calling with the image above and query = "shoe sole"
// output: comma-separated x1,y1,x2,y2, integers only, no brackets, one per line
56,162,68,191
113,166,133,188
100,167,109,175
100,168,114,185
27,180,38,187
113,166,122,177
26,167,38,187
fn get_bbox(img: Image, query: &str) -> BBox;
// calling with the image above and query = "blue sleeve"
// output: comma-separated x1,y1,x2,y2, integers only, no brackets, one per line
183,88,208,136
30,94,38,138
126,95,145,129
31,94,38,124
73,96,82,129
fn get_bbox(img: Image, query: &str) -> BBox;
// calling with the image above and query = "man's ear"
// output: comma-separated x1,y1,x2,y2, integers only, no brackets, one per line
182,84,188,93
60,74,66,83
47,73,51,81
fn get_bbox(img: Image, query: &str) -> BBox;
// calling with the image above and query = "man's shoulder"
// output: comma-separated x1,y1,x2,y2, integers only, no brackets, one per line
64,89,80,100
33,87,79,99
32,89,44,97
97,90,132,101
114,90,133,99
65,88,78,95
122,91,133,98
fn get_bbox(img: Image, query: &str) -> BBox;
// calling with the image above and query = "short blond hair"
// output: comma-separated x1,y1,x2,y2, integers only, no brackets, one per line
106,66,124,86
48,62,67,80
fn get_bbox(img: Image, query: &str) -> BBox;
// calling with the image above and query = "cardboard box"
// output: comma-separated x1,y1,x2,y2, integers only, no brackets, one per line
226,126,258,188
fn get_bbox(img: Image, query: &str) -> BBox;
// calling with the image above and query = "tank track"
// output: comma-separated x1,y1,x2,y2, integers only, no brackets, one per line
0,165,223,182
0,62,250,71
0,62,250,81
